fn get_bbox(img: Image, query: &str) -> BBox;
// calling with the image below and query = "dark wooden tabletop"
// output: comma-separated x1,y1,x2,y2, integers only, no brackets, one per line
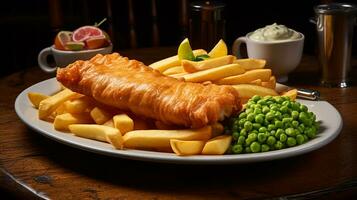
1,47,357,200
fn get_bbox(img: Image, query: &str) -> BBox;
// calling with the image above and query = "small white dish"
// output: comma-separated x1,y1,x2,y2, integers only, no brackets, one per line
15,78,342,164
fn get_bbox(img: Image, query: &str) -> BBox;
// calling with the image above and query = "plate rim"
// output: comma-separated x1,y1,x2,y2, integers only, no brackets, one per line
14,78,343,164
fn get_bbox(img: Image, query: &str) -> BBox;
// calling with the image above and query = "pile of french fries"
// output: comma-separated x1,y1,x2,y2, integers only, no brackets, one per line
150,49,297,103
28,89,232,156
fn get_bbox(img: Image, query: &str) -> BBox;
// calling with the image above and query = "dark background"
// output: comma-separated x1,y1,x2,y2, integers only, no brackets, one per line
1,0,356,77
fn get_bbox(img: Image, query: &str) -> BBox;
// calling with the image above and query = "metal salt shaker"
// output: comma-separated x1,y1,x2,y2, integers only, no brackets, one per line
313,3,357,87
189,1,226,51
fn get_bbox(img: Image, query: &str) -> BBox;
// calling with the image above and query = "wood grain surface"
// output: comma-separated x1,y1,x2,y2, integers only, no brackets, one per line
1,47,357,199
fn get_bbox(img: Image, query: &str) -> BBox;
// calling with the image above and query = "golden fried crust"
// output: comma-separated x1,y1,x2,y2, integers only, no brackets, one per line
57,53,241,128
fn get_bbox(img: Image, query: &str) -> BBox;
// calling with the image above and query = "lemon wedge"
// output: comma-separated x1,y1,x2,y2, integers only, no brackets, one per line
208,39,228,58
178,38,195,61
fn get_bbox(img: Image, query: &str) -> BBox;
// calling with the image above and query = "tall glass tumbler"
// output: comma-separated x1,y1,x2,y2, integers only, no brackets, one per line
189,1,226,51
314,3,357,87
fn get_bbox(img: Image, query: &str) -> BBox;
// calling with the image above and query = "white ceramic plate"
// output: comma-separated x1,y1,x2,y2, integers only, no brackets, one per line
15,78,343,164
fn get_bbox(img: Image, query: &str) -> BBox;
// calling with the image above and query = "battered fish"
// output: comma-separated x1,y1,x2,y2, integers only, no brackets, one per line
57,53,241,128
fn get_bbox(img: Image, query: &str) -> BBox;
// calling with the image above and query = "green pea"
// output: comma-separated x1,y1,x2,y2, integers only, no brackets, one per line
270,105,279,111
276,128,284,137
255,127,265,133
280,105,289,113
238,119,246,127
298,124,305,132
287,137,297,147
275,111,282,120
254,104,262,109
239,112,247,119
261,144,270,152
296,134,305,144
245,146,252,153
232,144,243,154
257,132,267,143
306,127,317,138
248,132,257,141
303,134,309,142
252,95,261,102
283,113,290,118
262,106,270,114
246,108,253,114
257,99,266,105
267,124,275,131
270,130,276,136
291,102,300,111
255,114,264,124
275,141,284,150
237,135,246,145
275,120,283,128
266,112,275,121
291,111,299,119
282,117,293,124
240,128,247,137
245,138,253,146
253,123,261,130
314,121,320,131
300,104,308,112
250,142,261,153
247,113,255,122
295,129,301,135
264,119,270,126
299,112,309,122
254,108,262,114
267,136,276,146
285,128,296,137
292,120,299,128
280,133,287,142
251,130,258,134
244,121,253,131
232,131,239,140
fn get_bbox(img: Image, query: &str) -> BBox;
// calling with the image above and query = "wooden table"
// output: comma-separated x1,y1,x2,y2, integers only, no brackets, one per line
1,47,357,199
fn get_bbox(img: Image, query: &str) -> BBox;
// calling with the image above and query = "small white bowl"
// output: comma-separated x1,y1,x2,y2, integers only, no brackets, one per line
38,44,113,73
233,32,304,82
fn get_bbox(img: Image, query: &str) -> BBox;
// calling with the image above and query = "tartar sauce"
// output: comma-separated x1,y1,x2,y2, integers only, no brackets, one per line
249,23,301,42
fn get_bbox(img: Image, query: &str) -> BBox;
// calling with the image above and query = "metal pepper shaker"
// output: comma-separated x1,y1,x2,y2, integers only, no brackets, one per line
313,3,357,87
189,1,226,51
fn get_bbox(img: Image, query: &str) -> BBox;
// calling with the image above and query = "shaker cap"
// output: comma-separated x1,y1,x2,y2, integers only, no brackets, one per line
190,1,225,11
314,3,357,15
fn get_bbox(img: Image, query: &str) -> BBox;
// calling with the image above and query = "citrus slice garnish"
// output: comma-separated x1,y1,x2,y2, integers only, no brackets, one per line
72,26,103,42
178,38,195,61
65,41,85,51
85,35,109,49
54,31,73,50
208,39,228,58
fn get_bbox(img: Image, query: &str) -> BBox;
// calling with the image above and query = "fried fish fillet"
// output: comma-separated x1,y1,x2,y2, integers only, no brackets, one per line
57,53,241,128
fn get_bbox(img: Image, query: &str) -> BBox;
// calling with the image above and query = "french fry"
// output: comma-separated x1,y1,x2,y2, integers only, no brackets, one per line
64,96,93,114
281,89,298,100
214,69,271,85
123,126,212,151
103,119,114,127
170,140,205,156
182,55,235,72
106,131,124,149
232,84,278,99
28,92,49,108
149,49,207,72
201,135,232,155
113,114,134,134
250,79,262,86
162,66,185,75
54,113,93,131
182,63,245,83
38,89,77,120
261,76,276,89
233,58,266,70
69,124,123,148
90,107,112,124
